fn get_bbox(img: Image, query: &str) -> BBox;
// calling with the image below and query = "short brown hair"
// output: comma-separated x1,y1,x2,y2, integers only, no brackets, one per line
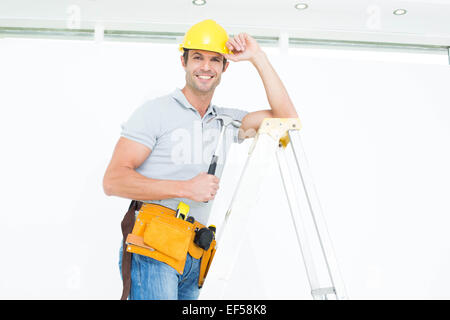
183,49,227,71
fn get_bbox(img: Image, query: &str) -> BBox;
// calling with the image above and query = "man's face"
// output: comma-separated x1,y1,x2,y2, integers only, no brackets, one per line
181,49,229,94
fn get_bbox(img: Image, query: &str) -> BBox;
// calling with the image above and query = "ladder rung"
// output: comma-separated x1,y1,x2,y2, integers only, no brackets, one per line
311,287,336,297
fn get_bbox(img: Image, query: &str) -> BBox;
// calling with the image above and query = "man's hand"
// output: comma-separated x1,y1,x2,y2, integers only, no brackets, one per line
223,33,263,64
184,172,220,202
222,32,298,141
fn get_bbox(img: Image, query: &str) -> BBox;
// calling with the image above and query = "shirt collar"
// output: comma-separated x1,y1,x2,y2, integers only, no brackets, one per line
171,88,217,118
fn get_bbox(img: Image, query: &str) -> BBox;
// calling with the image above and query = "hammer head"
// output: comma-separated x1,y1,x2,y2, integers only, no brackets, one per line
207,114,242,128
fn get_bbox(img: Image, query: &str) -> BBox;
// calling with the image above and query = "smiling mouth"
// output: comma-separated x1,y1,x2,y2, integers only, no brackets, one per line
196,75,214,80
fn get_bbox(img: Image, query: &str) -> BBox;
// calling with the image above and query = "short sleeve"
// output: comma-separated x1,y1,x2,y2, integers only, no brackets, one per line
217,107,249,144
120,102,159,150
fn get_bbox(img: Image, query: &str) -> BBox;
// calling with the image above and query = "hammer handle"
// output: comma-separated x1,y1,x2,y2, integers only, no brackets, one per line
204,155,219,203
207,155,218,176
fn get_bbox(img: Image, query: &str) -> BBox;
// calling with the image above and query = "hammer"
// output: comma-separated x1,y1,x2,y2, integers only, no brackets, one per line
207,114,242,176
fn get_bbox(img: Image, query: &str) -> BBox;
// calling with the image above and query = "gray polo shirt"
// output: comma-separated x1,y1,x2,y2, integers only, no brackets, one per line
120,88,248,225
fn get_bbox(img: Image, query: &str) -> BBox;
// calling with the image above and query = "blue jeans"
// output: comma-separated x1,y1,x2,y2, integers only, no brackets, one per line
119,246,201,300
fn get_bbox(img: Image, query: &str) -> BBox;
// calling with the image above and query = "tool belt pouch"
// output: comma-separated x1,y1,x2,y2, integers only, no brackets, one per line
144,217,191,260
125,205,195,274
198,239,216,288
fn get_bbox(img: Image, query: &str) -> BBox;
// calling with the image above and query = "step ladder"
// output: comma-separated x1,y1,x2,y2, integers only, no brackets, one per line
199,118,348,300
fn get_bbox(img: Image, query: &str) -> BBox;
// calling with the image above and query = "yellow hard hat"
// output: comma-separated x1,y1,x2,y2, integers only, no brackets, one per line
179,19,231,55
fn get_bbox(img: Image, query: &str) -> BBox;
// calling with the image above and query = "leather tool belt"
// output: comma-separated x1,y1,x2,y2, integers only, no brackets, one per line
120,201,216,300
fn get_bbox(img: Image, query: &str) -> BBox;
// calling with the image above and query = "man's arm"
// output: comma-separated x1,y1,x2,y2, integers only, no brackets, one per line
103,137,219,202
223,33,298,139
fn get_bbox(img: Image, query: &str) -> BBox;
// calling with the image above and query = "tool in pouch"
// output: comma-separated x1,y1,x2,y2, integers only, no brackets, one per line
125,201,216,288
176,201,215,251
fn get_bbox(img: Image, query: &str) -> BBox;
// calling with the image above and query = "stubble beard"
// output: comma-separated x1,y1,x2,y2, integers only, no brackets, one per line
186,72,222,95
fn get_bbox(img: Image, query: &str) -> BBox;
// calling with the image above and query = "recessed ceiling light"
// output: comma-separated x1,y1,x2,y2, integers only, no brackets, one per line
294,3,308,10
192,0,206,6
393,8,407,15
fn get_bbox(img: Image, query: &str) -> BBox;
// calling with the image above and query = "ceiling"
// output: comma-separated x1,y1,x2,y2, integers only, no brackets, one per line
0,0,449,47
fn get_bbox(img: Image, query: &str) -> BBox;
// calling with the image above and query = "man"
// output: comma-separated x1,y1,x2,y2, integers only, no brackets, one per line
103,19,297,300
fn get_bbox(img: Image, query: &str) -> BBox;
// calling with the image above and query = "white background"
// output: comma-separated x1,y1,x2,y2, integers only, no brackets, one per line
0,37,449,299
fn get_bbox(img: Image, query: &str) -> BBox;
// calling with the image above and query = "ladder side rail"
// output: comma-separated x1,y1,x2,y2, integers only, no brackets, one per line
276,145,324,299
288,130,348,300
201,134,278,299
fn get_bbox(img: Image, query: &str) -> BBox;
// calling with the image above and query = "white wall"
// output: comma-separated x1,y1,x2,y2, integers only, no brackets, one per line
0,37,449,299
